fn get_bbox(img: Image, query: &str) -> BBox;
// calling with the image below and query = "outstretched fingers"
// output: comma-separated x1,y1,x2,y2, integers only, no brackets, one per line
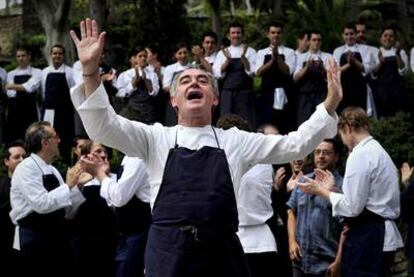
69,30,80,46
86,18,92,38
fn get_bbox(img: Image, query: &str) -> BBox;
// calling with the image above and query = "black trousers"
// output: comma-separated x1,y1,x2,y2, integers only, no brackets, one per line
245,252,278,277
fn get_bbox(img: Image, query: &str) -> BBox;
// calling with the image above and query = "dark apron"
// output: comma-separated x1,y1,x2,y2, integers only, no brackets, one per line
6,74,39,142
258,54,296,133
373,56,402,118
221,58,255,127
114,165,152,277
124,78,156,124
145,128,249,277
44,72,75,164
18,159,70,277
338,51,367,112
71,184,118,277
296,60,327,125
341,209,386,277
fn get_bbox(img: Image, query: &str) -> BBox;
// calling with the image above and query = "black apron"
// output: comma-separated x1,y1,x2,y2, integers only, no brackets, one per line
71,184,118,277
373,56,403,118
221,58,255,127
145,128,249,277
124,77,156,124
18,158,71,277
341,209,386,277
296,60,327,125
6,74,39,142
338,51,367,112
258,53,296,133
114,165,152,277
44,72,75,164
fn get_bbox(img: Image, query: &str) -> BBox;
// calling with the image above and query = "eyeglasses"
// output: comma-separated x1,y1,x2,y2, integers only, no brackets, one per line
314,149,334,156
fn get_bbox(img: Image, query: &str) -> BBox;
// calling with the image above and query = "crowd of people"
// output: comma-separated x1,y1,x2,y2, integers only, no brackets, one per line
0,18,413,277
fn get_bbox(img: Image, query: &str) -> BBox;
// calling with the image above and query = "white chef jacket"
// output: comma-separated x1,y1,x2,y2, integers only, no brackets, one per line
294,50,333,78
371,47,409,76
71,82,337,207
10,153,85,249
237,164,276,253
162,62,192,90
6,66,42,98
116,67,159,98
333,43,375,75
255,45,296,75
329,136,403,251
213,44,257,78
100,156,151,206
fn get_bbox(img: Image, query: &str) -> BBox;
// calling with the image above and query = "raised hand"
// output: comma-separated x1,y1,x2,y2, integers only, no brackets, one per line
324,58,342,114
70,18,106,76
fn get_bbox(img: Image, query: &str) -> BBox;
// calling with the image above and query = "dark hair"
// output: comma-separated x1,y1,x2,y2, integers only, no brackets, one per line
175,42,189,53
298,30,309,40
380,26,397,37
5,140,25,160
309,29,321,38
130,46,147,57
80,141,108,156
227,21,244,34
146,45,159,55
338,106,371,132
216,114,251,132
16,46,30,55
24,121,53,154
342,22,356,33
202,31,218,42
267,21,284,32
322,138,342,156
50,44,65,54
72,134,90,148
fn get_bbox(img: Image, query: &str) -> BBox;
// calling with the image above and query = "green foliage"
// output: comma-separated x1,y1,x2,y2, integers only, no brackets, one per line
284,0,347,52
371,113,414,167
129,0,191,65
11,32,47,68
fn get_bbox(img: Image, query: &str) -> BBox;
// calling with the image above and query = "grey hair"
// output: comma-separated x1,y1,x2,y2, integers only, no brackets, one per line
170,65,219,97
25,121,52,154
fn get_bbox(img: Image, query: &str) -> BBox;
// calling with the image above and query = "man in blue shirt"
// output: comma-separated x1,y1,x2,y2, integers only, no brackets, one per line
287,138,343,277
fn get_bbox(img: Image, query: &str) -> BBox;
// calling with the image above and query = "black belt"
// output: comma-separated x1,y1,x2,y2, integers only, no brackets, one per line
344,209,386,228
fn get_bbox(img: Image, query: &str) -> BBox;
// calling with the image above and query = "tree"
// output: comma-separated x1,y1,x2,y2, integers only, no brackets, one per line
31,0,75,64
131,0,190,65
90,0,108,32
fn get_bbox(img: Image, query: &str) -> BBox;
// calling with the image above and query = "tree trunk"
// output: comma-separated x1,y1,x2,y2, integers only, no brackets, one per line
31,0,74,64
207,0,221,38
345,0,360,21
245,0,252,14
89,0,107,33
397,0,410,44
273,0,283,16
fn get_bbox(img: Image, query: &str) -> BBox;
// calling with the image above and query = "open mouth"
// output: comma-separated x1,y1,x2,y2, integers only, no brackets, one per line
186,90,203,100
